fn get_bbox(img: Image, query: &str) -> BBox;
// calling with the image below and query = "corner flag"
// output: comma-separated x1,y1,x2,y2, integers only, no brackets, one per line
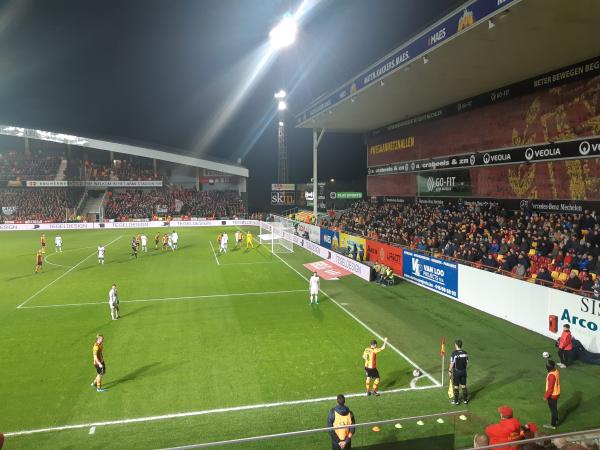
440,336,445,356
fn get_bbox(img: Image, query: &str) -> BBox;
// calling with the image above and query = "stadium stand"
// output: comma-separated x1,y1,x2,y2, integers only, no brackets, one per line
104,188,245,220
0,188,83,222
322,201,599,296
0,152,61,181
66,159,161,181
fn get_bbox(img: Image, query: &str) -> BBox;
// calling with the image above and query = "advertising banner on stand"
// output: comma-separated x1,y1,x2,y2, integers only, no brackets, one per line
365,240,403,275
320,228,340,250
339,232,366,256
402,250,458,298
296,222,321,244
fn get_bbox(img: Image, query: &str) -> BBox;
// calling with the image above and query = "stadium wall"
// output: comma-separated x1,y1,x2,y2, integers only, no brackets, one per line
367,62,600,199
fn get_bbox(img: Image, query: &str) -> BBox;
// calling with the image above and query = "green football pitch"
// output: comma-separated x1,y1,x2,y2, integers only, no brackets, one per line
1,226,599,449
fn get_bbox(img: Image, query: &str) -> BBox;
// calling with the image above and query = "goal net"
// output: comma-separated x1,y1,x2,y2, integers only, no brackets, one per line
259,220,294,254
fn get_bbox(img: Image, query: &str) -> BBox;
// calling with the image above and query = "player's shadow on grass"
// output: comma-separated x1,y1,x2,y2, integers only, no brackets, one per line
465,370,498,403
310,304,324,322
104,362,162,388
380,370,404,389
121,305,152,319
559,390,582,425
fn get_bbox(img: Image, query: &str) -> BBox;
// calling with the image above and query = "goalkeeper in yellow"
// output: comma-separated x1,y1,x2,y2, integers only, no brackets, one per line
362,337,387,396
246,231,254,249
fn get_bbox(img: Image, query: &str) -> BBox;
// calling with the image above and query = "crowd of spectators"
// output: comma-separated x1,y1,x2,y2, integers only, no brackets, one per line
104,188,245,220
324,201,599,295
0,188,83,222
0,152,61,180
67,160,161,181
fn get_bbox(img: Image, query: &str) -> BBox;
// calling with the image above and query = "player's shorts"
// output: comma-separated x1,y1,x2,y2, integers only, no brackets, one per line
95,363,106,375
452,370,467,386
310,287,319,295
365,368,380,379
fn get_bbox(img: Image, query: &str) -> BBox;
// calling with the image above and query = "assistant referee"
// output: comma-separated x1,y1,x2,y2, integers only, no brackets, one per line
449,339,468,405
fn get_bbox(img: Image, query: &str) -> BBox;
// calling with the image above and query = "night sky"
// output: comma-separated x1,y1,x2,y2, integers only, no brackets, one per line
0,0,462,209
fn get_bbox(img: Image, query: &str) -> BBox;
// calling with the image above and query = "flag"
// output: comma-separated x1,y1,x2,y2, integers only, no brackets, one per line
440,336,445,356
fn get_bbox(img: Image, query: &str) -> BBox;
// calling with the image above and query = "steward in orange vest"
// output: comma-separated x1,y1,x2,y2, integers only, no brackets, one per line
543,360,561,429
327,394,355,450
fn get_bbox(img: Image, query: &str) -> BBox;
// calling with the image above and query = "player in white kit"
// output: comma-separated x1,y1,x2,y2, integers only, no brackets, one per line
109,284,119,320
220,232,228,253
167,234,174,251
98,245,105,265
54,235,63,252
309,272,320,304
171,231,179,251
141,234,148,253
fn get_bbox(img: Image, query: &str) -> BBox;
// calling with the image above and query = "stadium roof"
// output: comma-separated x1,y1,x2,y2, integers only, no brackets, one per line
295,0,600,133
0,125,249,178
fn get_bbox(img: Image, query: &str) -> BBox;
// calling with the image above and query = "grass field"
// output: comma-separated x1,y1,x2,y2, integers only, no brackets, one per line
1,226,599,449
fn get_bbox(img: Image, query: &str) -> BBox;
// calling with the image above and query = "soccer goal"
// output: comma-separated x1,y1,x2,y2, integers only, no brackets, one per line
259,220,294,254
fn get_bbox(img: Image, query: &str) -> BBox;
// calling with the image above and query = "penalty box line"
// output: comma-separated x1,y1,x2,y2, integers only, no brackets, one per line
4,384,439,438
16,235,123,309
270,251,443,387
17,289,309,309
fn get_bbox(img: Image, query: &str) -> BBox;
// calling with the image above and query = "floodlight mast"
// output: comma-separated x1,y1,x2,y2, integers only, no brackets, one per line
276,90,288,183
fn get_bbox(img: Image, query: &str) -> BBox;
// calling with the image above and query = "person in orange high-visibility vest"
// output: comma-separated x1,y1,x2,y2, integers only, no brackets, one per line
327,394,355,450
543,360,561,429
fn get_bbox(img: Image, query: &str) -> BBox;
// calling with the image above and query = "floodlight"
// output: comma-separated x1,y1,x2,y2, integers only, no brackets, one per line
274,89,287,99
278,121,284,126
277,100,287,111
269,15,297,50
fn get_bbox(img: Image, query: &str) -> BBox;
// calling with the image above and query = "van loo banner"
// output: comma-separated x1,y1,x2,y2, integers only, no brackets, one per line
402,250,458,298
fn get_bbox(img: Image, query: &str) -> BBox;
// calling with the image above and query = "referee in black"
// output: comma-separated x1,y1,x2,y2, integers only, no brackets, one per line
449,339,469,405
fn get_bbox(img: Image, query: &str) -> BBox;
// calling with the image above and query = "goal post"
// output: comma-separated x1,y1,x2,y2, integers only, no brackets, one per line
258,220,294,254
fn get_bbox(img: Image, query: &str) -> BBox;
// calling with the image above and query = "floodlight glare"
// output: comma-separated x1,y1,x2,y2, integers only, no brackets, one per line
278,121,285,126
274,89,287,99
269,15,297,50
277,100,287,111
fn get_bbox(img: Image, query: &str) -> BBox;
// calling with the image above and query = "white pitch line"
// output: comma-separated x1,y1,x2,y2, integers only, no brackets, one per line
219,261,278,266
208,240,220,266
17,289,308,309
271,251,442,387
16,235,123,309
4,384,438,438
43,254,72,269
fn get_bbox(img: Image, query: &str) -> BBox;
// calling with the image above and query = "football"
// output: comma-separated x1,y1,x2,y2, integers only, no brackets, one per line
542,352,550,358
412,369,422,377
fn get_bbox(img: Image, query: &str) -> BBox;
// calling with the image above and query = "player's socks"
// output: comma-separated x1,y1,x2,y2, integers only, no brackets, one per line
453,388,459,404
462,387,468,403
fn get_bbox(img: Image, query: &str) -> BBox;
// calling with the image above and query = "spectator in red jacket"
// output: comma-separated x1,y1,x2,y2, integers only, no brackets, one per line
557,324,573,368
484,405,521,450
